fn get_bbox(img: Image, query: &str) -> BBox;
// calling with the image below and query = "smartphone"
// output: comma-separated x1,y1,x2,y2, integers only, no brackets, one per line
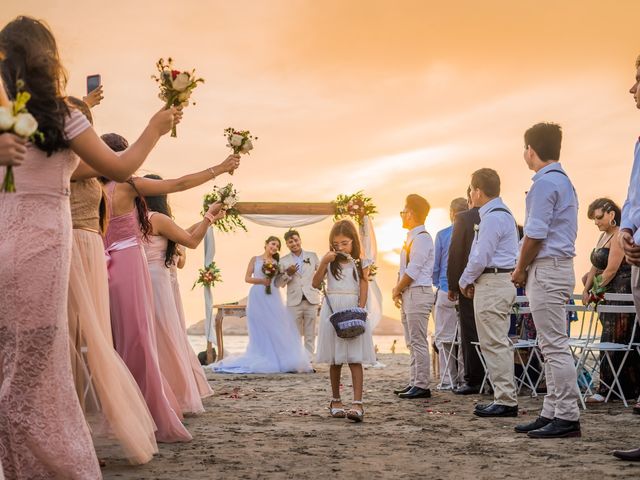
86,74,101,95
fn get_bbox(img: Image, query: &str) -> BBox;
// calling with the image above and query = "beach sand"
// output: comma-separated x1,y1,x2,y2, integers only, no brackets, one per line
101,353,640,479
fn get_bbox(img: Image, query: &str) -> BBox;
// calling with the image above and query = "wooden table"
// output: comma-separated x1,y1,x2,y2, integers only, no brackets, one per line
207,304,247,364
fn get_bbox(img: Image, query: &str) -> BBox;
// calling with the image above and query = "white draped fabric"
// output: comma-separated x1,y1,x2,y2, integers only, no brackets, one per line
202,214,383,342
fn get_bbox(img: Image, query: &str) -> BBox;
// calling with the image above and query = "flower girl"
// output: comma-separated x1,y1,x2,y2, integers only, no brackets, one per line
312,220,375,422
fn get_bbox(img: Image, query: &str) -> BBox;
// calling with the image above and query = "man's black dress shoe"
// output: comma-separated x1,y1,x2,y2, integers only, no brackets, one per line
633,402,640,415
454,384,480,395
473,403,518,417
398,386,431,399
527,418,581,438
613,447,640,461
474,401,493,411
514,416,552,433
393,385,412,395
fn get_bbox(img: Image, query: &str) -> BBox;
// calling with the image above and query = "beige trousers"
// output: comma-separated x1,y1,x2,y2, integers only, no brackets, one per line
289,299,318,355
527,258,580,421
473,272,517,406
401,286,436,389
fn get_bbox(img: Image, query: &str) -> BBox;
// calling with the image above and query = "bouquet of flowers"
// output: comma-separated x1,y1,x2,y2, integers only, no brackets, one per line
0,80,44,192
586,274,607,307
367,262,378,281
261,260,278,294
201,183,247,233
153,57,204,137
192,262,222,289
224,128,257,175
334,191,377,226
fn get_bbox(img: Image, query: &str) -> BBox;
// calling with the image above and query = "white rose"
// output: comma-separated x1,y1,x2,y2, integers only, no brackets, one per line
240,138,253,153
172,72,191,92
13,112,38,138
223,196,237,208
229,134,244,147
0,106,15,131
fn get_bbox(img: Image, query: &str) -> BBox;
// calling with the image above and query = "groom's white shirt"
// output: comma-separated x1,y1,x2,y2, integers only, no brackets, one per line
277,250,321,306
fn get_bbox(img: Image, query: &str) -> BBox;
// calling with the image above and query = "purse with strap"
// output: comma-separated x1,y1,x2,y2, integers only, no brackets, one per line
323,260,367,339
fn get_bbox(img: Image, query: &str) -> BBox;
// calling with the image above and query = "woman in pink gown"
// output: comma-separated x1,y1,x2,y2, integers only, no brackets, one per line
66,97,158,464
0,17,178,479
144,179,219,413
101,134,238,438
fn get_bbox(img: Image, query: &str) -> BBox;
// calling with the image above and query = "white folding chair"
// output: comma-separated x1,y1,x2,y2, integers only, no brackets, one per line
574,293,637,408
437,321,461,390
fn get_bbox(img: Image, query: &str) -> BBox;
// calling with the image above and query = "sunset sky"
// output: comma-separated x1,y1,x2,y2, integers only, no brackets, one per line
5,0,640,325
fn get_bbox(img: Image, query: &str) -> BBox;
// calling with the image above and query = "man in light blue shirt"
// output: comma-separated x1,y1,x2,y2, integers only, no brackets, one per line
459,169,519,418
512,122,581,439
433,197,468,390
392,194,436,399
613,53,640,463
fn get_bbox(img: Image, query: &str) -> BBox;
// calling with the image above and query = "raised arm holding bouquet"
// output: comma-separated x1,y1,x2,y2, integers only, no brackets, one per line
153,57,203,137
224,127,257,175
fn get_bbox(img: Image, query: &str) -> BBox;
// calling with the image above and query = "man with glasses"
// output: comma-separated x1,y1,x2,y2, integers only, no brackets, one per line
392,194,436,399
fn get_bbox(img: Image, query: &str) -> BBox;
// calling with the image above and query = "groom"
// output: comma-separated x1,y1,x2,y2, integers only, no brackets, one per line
276,230,321,355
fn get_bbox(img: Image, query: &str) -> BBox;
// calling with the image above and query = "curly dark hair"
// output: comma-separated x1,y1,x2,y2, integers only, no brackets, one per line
0,16,71,155
143,174,178,268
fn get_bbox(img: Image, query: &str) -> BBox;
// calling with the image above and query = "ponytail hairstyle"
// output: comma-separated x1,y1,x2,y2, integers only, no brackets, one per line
99,132,152,240
328,219,363,281
265,235,281,262
0,16,70,155
143,174,177,268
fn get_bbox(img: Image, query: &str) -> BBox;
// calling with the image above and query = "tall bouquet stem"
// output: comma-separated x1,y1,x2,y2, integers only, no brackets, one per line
165,102,177,137
265,284,272,295
1,166,15,193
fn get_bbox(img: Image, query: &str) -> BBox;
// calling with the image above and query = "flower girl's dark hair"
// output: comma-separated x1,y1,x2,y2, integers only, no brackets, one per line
265,236,281,262
143,174,178,268
0,16,70,155
328,220,363,281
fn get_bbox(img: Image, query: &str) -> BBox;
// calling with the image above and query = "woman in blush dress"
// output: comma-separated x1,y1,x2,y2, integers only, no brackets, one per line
66,97,158,464
101,134,238,440
213,237,313,374
143,176,220,413
0,16,179,479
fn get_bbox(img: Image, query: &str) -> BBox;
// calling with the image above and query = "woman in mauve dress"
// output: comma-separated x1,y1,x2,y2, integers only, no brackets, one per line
0,16,178,479
100,133,238,440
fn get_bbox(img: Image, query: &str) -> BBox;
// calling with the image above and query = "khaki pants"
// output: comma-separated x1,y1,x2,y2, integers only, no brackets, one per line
434,290,464,387
289,299,318,355
632,266,640,327
528,258,580,421
401,286,436,389
473,273,517,406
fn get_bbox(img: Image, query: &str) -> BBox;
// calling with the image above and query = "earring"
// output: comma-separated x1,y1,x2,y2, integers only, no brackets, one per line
610,218,617,227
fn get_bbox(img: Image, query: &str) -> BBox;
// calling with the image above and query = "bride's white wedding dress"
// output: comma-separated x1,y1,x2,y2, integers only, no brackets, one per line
212,257,313,374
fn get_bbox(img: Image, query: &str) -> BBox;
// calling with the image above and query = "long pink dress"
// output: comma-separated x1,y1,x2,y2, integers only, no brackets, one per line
170,264,214,398
144,221,212,414
103,182,192,443
68,178,158,463
0,110,102,479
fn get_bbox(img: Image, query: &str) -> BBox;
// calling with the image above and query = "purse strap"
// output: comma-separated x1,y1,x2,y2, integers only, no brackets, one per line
322,257,362,314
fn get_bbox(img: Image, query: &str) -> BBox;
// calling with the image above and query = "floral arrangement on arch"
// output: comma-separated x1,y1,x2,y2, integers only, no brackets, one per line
333,191,377,226
152,57,204,137
201,183,247,233
192,262,222,289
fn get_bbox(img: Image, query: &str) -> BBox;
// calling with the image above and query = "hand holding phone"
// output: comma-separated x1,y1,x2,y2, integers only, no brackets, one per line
86,74,101,95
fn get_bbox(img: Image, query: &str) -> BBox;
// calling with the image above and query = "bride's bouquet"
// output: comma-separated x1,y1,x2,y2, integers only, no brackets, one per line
153,57,204,137
201,183,247,233
0,80,43,192
224,128,257,175
261,261,278,294
192,262,222,289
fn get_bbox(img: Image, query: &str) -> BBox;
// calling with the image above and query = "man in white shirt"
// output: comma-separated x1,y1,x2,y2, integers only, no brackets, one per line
459,168,519,417
276,230,321,355
392,194,436,399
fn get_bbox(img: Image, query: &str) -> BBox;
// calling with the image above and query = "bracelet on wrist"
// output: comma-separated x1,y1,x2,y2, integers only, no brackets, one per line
204,212,215,223
207,167,217,179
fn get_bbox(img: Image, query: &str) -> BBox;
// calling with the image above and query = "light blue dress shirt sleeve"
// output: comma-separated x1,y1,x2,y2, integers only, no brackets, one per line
621,140,640,234
433,231,443,290
459,215,501,288
523,179,556,240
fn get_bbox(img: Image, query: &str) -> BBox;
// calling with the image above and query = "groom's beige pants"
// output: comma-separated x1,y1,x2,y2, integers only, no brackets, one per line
290,299,318,354
473,272,517,406
401,286,435,389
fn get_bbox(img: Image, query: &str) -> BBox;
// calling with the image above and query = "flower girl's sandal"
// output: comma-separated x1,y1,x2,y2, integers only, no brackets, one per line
346,401,364,423
329,398,346,418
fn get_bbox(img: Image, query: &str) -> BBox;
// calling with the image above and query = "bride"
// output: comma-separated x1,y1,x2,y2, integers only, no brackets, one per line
212,236,313,374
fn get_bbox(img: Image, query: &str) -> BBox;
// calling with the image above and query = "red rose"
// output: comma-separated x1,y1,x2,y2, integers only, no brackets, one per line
171,70,180,80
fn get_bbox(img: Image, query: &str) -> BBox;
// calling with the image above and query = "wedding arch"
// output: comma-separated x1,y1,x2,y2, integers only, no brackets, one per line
201,200,382,363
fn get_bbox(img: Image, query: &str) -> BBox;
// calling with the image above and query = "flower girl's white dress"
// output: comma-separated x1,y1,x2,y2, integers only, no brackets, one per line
316,262,376,365
212,257,312,374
